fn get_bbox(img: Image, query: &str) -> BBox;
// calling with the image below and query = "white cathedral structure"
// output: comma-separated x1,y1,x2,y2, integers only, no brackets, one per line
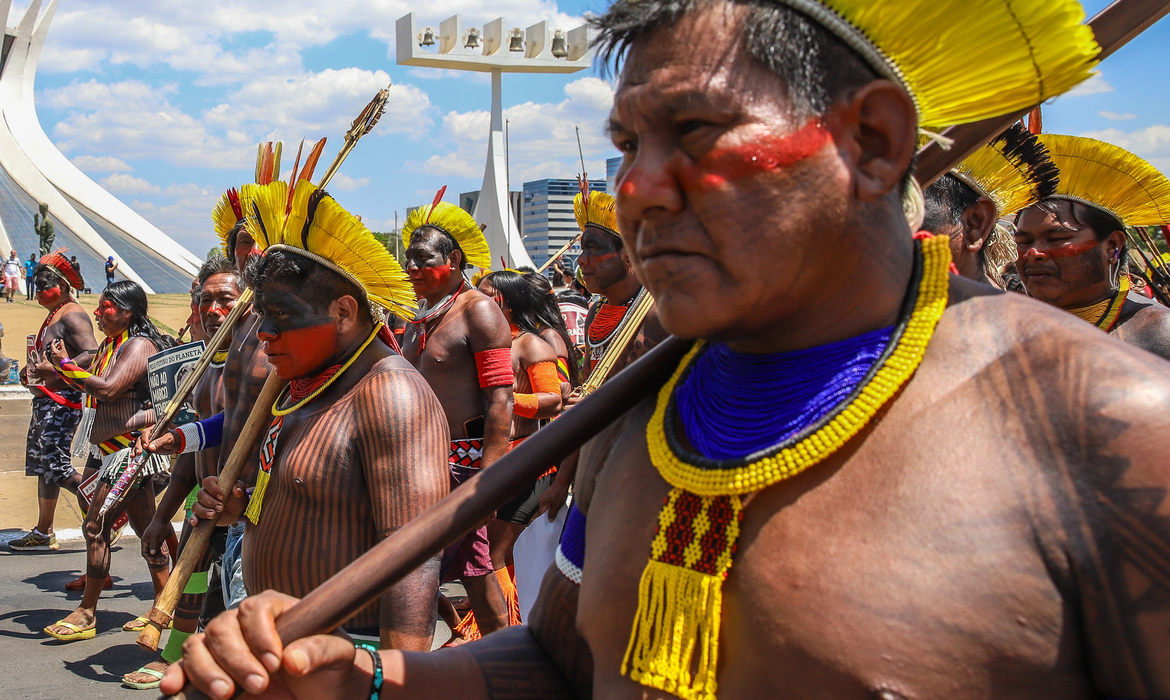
0,0,200,293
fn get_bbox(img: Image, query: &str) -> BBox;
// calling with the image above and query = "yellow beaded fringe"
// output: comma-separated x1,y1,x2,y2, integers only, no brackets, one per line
624,236,952,699
646,234,951,497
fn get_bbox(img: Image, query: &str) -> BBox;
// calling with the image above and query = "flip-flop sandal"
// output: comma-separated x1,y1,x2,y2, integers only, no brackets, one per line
44,620,96,642
123,665,166,690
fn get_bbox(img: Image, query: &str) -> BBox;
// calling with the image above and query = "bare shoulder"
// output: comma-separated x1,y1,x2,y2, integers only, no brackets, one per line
460,288,511,349
1113,295,1170,362
352,354,440,406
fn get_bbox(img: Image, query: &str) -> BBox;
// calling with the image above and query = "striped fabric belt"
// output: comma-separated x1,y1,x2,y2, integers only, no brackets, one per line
96,433,135,456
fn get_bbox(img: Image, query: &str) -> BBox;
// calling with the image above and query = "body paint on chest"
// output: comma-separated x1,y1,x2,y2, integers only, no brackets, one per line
687,119,831,188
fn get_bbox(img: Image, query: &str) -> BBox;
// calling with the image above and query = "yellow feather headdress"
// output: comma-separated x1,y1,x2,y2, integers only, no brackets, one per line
401,187,493,270
952,123,1059,218
782,0,1099,127
574,189,620,238
245,179,415,320
1038,134,1170,227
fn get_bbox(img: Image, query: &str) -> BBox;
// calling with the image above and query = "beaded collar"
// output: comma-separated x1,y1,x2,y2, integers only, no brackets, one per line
622,234,951,699
1068,275,1130,331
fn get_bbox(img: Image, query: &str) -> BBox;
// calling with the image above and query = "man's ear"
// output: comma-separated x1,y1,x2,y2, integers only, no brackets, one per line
449,249,463,271
961,197,999,253
1105,229,1127,260
826,80,917,205
334,295,360,332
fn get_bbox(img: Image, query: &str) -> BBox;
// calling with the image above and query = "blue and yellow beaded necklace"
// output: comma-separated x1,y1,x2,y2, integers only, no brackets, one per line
622,234,952,700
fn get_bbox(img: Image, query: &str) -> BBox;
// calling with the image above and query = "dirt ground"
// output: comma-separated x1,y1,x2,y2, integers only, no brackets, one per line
0,293,193,369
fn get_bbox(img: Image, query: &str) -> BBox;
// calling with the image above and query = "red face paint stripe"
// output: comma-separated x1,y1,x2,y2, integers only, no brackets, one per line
695,119,831,183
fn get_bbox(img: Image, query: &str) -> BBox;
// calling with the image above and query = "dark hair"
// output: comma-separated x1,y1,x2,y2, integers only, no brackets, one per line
103,280,174,351
486,271,581,387
922,174,980,232
198,253,242,291
523,271,583,387
245,248,371,319
33,264,69,293
224,221,247,265
593,0,876,120
413,226,469,270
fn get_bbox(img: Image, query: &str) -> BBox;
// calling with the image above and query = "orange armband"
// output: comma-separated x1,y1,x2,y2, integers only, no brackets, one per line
514,393,540,418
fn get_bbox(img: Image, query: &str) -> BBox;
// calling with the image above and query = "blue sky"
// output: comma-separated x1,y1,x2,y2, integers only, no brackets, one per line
17,0,1170,257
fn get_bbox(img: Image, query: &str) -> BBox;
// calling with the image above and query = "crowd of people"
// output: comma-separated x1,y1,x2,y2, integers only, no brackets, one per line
7,0,1170,697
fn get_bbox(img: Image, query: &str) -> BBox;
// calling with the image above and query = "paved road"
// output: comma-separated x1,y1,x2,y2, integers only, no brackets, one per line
0,537,172,700
0,534,457,699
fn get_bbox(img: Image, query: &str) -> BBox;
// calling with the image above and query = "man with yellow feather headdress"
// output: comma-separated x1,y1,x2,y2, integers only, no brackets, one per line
575,184,667,383
923,122,1058,287
184,176,450,652
1015,135,1170,360
399,189,516,641
172,0,1170,697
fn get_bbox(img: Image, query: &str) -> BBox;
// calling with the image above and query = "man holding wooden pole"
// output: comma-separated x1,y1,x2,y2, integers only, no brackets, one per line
168,0,1170,698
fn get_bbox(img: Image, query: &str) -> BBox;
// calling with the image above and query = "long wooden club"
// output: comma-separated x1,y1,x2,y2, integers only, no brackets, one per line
137,373,285,653
166,2,1170,696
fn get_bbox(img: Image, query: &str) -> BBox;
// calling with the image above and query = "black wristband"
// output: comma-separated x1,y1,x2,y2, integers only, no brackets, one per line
365,647,383,700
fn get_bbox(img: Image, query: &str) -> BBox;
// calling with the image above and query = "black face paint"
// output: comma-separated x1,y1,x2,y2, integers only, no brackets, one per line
254,287,334,337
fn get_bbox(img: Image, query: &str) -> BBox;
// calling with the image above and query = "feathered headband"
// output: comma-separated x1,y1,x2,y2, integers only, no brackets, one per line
1038,134,1170,227
245,179,415,320
769,0,1098,128
950,122,1059,218
574,183,620,239
38,248,83,290
213,139,327,251
401,187,493,270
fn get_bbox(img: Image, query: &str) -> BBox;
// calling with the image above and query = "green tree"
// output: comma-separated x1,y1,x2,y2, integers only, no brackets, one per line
207,246,223,260
371,231,406,267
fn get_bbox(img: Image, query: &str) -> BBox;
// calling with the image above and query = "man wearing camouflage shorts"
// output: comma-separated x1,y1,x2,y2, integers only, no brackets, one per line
11,255,96,551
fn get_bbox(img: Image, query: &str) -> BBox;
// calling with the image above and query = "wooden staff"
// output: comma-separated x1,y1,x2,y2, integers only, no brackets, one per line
316,85,390,190
154,288,253,437
138,373,285,653
915,0,1170,188
164,335,693,700
167,3,1170,696
576,288,655,397
535,232,582,274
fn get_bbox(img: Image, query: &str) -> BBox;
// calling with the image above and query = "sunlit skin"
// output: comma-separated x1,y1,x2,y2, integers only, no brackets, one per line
93,296,133,339
923,192,998,284
1014,201,1123,308
164,5,1170,700
607,8,916,353
404,229,460,302
200,273,242,338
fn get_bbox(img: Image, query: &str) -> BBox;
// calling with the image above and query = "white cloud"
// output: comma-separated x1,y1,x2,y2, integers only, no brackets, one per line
43,79,251,168
70,154,132,172
328,172,370,191
414,76,616,183
100,173,160,194
1099,111,1138,122
1079,125,1170,174
1065,73,1114,97
205,69,434,140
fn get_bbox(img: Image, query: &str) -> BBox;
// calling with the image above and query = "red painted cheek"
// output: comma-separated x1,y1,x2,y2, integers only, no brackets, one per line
685,119,831,189
265,324,339,380
36,288,62,308
411,265,451,293
1044,240,1101,259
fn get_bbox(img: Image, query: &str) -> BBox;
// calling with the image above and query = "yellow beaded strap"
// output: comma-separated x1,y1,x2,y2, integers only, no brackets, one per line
622,235,951,700
271,322,384,417
1069,274,1130,331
